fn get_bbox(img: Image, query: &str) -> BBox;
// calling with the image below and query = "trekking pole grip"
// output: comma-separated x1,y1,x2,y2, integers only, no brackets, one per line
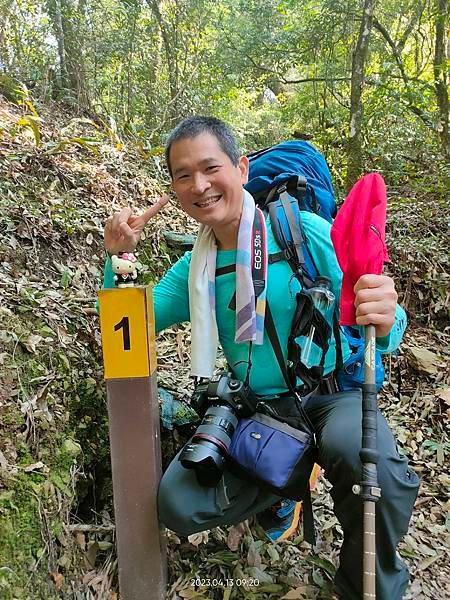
359,324,381,502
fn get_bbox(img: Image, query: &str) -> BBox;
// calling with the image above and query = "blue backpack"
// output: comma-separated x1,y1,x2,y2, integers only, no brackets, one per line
246,141,336,222
245,140,385,391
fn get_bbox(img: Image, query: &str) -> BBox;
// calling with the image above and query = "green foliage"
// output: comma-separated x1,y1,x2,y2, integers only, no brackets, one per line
0,0,446,163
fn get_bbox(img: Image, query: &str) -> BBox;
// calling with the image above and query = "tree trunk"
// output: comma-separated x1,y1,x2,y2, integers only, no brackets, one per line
63,0,89,107
434,0,449,155
346,0,377,191
47,0,67,91
0,0,14,72
47,0,89,108
147,0,180,123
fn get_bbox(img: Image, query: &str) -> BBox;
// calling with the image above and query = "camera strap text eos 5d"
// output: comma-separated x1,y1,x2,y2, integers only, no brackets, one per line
251,206,267,300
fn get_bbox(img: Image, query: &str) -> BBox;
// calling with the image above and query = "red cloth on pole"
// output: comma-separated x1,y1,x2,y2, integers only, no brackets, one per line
330,173,390,326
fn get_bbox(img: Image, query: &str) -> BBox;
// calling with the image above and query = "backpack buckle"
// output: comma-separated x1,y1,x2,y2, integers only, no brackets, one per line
283,245,296,263
286,176,307,199
296,176,307,192
276,182,288,195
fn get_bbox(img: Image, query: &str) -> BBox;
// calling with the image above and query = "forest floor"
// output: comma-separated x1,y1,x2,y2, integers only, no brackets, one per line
0,95,448,599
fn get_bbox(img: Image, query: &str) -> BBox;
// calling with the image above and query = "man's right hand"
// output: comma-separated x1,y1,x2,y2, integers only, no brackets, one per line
104,194,170,256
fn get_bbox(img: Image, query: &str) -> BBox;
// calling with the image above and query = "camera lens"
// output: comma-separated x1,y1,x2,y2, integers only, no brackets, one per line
179,404,238,486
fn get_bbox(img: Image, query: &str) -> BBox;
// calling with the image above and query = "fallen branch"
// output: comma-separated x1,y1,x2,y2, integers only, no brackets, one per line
68,524,115,533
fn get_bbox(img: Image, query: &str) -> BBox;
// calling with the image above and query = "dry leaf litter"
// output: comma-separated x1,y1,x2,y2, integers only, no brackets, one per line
0,97,448,600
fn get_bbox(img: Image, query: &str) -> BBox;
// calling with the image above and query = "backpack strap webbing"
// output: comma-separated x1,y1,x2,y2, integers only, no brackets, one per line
264,193,316,288
216,264,236,276
264,191,343,373
215,261,341,388
268,251,285,264
333,311,343,372
264,299,297,394
279,190,305,268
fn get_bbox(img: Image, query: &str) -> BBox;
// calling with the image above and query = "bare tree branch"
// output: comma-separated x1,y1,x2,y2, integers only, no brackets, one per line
373,18,408,80
397,3,424,53
372,17,435,129
282,76,351,84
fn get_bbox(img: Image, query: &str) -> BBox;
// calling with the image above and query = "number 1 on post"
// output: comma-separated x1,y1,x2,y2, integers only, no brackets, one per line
114,316,131,351
98,287,156,379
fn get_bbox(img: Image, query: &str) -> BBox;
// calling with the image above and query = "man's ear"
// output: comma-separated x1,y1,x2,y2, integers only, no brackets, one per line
238,155,249,185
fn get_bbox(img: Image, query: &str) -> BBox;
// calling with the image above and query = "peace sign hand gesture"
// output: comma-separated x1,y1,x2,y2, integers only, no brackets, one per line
104,194,170,256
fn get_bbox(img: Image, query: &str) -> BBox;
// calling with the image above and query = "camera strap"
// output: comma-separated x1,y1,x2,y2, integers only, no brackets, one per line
216,214,317,544
251,206,267,299
216,210,318,408
216,208,268,294
216,209,267,386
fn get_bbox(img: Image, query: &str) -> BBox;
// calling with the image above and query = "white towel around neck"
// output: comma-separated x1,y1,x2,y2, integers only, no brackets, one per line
188,189,266,379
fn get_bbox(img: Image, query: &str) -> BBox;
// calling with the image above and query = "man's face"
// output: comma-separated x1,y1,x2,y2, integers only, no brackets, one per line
169,132,249,230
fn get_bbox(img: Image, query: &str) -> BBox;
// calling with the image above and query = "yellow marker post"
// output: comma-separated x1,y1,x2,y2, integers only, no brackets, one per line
98,286,166,600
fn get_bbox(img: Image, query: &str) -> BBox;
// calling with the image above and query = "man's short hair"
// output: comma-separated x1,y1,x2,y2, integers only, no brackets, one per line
165,116,240,177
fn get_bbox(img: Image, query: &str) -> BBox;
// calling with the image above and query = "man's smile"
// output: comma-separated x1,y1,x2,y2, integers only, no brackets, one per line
194,194,222,208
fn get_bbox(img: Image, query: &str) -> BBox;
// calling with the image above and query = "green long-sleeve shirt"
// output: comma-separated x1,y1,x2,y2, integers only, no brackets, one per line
103,211,407,396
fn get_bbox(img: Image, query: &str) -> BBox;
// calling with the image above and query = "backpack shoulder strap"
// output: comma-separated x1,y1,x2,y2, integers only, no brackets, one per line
266,190,317,288
276,191,306,267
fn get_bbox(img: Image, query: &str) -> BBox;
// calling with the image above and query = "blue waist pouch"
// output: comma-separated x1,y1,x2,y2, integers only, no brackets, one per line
336,335,385,392
228,398,317,501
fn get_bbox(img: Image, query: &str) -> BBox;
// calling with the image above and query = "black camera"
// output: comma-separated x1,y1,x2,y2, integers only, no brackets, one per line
178,373,256,487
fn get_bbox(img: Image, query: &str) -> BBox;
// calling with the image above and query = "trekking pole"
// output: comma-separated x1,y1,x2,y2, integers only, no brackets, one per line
352,324,381,599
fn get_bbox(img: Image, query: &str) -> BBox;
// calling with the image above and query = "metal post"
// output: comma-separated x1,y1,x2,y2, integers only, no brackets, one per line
97,286,167,600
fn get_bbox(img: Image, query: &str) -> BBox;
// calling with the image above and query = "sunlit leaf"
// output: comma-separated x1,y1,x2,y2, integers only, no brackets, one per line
17,116,42,146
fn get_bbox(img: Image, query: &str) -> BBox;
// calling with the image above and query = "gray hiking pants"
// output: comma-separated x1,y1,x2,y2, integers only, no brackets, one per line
158,390,419,599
